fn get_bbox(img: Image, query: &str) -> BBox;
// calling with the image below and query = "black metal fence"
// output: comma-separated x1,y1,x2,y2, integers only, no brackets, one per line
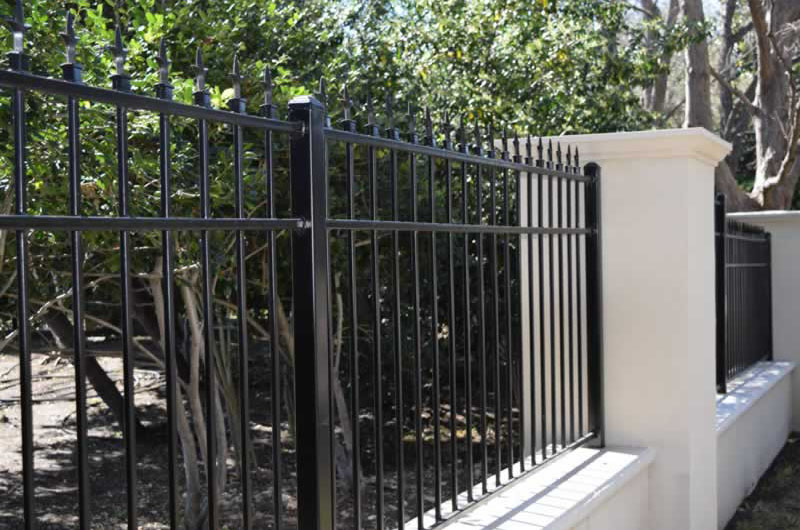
715,194,773,394
0,4,603,529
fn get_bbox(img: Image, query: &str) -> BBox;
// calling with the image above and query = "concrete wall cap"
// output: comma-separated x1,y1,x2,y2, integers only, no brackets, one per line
549,127,731,166
729,211,800,223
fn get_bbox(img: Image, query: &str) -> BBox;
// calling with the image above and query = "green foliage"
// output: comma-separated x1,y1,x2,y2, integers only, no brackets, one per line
0,0,680,337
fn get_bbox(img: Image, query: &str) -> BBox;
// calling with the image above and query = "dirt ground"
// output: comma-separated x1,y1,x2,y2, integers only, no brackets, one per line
726,433,800,530
0,350,507,529
0,352,298,529
0,352,173,528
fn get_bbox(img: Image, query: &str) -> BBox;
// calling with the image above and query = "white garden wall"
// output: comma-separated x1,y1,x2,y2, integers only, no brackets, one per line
716,362,794,528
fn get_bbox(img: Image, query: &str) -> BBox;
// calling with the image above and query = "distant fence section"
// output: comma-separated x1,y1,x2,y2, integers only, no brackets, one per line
715,194,773,394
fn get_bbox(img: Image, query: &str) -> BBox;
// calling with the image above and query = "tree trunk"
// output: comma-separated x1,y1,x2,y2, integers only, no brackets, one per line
682,0,760,210
747,0,800,209
641,0,678,115
681,0,713,130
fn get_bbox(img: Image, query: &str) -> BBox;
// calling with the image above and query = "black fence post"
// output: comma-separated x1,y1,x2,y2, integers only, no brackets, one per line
766,232,774,362
715,194,727,394
584,162,604,447
289,95,334,530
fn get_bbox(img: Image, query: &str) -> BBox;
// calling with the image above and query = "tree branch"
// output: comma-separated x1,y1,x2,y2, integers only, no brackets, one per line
731,22,754,44
710,66,762,116
747,0,774,84
627,1,659,18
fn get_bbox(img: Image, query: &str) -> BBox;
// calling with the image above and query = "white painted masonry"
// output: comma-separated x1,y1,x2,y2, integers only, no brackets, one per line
716,362,794,528
444,447,654,530
729,210,800,430
559,128,729,530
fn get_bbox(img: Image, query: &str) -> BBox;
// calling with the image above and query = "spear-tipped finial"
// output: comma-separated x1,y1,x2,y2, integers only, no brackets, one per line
574,147,580,168
556,142,563,166
459,114,467,148
473,117,482,153
230,53,242,99
537,137,544,160
62,11,79,65
513,131,520,157
525,134,533,161
156,38,170,85
262,66,273,107
407,102,417,139
4,0,28,55
341,84,352,121
366,92,376,126
441,111,452,145
385,93,395,130
109,24,128,77
566,145,572,167
424,106,433,140
194,46,207,93
547,139,553,162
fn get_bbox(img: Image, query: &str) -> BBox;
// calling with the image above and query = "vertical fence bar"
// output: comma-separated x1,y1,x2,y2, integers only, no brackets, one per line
555,145,566,450
319,84,337,529
474,121,488,495
261,68,282,530
501,131,514,478
193,51,218,529
488,126,501,486
460,120,474,498
407,106,424,528
584,163,604,446
61,21,91,523
525,136,538,466
228,56,252,529
155,41,179,529
536,140,547,460
425,108,443,518
546,142,557,454
289,95,334,530
565,148,575,444
574,150,584,436
339,88,361,530
365,96,385,530
513,134,527,470
766,233,773,361
7,7,35,525
444,116,459,512
111,42,138,526
386,98,406,530
715,194,727,394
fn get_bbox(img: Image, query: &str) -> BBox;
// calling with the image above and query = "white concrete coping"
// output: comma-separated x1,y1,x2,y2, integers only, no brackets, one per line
729,211,800,223
438,447,655,530
716,361,796,434
549,127,731,166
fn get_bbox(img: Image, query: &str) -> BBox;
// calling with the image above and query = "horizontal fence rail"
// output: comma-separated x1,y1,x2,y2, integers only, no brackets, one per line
715,194,773,394
0,3,603,529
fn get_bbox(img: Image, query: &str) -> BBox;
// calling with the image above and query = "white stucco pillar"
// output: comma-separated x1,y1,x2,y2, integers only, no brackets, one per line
561,128,731,530
728,210,800,430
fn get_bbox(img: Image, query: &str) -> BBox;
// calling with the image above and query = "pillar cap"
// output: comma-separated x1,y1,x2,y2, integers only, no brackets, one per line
551,128,731,167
